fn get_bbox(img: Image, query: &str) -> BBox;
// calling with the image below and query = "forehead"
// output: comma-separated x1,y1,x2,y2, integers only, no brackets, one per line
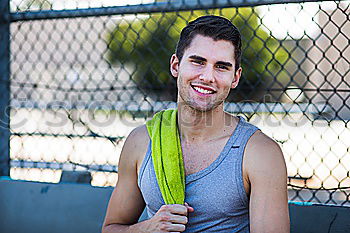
183,34,235,62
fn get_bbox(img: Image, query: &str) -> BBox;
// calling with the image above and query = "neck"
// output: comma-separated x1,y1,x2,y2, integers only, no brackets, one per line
177,102,229,143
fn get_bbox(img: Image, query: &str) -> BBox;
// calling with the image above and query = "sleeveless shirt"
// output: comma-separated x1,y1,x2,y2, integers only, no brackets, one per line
138,116,259,232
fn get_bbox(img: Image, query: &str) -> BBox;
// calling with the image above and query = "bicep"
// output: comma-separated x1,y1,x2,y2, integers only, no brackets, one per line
246,135,290,233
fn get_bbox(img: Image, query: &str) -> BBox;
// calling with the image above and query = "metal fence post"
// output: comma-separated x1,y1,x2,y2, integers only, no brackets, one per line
0,0,10,177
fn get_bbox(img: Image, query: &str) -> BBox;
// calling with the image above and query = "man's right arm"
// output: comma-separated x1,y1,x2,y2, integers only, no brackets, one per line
102,125,193,233
102,125,149,233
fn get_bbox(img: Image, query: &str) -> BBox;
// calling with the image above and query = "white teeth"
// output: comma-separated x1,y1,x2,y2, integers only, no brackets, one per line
193,86,214,94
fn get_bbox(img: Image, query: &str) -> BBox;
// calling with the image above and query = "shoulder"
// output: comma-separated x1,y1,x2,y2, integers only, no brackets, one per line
246,130,283,158
244,130,287,182
119,124,150,170
125,124,150,145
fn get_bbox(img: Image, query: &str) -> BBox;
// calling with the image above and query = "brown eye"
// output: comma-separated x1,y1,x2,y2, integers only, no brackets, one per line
191,60,204,65
216,64,229,70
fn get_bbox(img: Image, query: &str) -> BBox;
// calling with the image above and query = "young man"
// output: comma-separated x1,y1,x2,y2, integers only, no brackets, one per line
102,15,290,233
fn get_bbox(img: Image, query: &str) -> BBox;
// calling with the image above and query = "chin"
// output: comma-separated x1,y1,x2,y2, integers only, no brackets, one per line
187,101,222,113
178,92,225,112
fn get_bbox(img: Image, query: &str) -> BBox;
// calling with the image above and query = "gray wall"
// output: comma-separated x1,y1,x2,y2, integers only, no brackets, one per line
0,179,349,233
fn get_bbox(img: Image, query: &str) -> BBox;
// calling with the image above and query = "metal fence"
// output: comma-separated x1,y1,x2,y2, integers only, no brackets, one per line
1,0,350,206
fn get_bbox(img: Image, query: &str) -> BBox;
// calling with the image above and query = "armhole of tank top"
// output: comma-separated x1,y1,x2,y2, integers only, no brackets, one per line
236,125,259,207
137,140,152,189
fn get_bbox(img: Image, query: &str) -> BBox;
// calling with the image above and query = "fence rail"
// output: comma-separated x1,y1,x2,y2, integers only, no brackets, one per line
0,0,10,177
8,0,339,21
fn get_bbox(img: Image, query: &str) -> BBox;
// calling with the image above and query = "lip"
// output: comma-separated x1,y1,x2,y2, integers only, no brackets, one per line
190,83,217,92
190,83,217,96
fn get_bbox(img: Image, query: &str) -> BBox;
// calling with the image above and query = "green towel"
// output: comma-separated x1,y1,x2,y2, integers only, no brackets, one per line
146,109,185,205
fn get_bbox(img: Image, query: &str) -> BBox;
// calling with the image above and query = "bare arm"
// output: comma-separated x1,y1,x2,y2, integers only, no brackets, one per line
102,126,149,233
244,131,290,233
102,125,194,233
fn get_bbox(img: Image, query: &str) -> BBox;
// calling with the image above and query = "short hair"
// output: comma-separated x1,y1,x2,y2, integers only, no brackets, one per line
175,15,242,71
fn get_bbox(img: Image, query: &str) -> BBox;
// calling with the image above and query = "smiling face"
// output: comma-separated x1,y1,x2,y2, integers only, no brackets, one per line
170,34,242,112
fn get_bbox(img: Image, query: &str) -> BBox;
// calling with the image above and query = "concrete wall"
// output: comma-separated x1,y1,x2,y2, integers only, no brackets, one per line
1,179,349,233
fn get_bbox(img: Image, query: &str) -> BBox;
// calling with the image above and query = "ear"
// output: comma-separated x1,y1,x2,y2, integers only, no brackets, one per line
170,54,179,78
231,67,242,89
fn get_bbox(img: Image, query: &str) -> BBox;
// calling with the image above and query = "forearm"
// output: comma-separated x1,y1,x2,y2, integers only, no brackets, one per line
102,220,149,233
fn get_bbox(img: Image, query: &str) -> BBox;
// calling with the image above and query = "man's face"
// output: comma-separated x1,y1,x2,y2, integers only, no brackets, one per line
170,34,242,112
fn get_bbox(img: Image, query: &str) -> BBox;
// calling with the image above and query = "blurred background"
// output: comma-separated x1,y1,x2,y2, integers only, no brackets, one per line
1,0,350,206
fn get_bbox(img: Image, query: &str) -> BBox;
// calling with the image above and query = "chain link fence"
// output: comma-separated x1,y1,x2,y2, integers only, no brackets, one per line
1,0,350,206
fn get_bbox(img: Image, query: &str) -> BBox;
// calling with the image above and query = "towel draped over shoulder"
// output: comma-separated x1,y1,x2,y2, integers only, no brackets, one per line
146,109,185,205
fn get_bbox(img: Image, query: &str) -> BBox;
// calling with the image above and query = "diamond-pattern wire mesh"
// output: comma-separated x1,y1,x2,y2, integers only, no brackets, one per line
6,0,350,205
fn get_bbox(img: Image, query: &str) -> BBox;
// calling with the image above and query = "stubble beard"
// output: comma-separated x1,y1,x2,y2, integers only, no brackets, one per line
177,76,230,113
182,98,222,113
178,87,228,113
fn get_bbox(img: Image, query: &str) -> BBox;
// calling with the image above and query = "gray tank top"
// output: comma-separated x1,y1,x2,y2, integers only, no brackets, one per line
138,116,259,232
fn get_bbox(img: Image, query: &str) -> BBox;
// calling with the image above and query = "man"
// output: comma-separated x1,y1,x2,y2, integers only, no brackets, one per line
102,15,290,232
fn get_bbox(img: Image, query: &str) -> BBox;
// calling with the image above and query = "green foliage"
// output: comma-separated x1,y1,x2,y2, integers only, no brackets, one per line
106,8,288,101
107,14,179,89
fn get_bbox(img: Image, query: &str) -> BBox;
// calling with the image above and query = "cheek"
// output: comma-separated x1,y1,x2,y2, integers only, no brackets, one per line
177,75,188,91
179,64,201,78
217,77,233,89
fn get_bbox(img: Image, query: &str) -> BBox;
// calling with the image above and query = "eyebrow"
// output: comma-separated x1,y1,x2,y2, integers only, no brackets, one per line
188,55,233,68
216,61,233,68
189,55,206,62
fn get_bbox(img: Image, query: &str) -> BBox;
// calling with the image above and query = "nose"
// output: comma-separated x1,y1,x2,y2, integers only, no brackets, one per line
199,65,215,83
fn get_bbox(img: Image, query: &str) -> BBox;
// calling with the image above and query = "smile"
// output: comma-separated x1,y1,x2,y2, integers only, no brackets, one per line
191,84,216,95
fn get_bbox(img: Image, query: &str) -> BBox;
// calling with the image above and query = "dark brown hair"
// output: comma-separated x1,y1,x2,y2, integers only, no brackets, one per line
175,15,242,71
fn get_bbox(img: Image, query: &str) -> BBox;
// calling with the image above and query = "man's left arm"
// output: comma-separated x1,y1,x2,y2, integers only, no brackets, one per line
244,131,290,233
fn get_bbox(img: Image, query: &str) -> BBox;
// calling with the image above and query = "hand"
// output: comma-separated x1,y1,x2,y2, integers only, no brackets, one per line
141,203,194,233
